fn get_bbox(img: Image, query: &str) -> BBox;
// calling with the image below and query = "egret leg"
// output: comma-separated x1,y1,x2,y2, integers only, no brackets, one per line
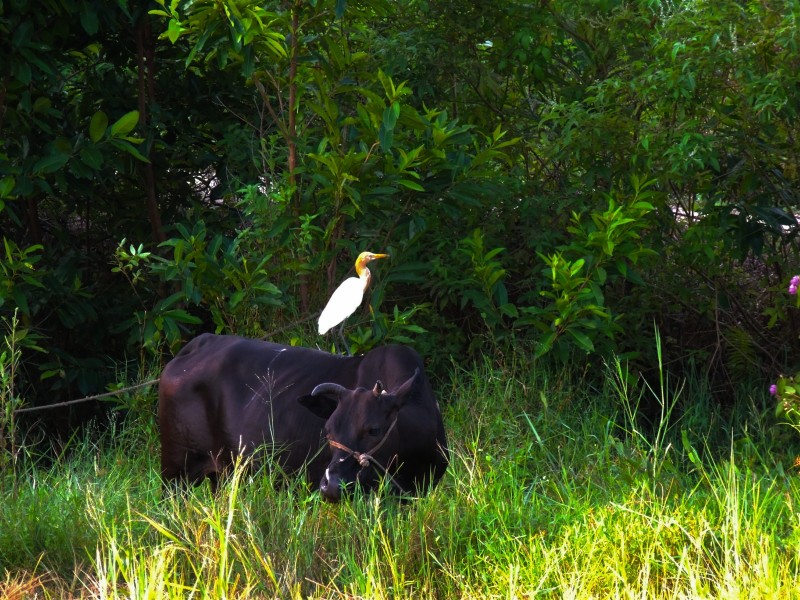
336,322,352,356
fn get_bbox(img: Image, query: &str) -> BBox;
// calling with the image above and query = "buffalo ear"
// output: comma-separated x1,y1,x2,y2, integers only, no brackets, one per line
384,368,419,411
392,367,419,404
298,382,344,419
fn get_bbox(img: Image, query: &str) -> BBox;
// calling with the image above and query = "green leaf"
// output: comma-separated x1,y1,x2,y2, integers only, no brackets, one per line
681,429,702,469
569,259,585,276
33,97,52,113
382,101,400,131
229,290,245,308
535,331,557,358
110,110,140,137
80,6,99,35
11,19,32,48
568,329,595,352
79,146,104,170
89,110,108,142
378,123,394,152
0,177,15,198
12,59,32,84
403,325,427,334
500,303,518,318
33,151,70,174
167,18,182,44
12,288,30,316
164,309,202,325
398,179,424,192
110,138,150,163
41,369,65,381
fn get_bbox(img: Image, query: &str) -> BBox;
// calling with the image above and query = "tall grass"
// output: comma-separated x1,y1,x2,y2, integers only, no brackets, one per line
1,356,799,598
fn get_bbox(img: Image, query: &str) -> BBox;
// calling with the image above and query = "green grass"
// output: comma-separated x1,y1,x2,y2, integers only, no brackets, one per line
2,358,799,599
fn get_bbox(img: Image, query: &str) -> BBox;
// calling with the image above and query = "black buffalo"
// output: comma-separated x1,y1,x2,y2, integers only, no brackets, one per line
158,333,448,501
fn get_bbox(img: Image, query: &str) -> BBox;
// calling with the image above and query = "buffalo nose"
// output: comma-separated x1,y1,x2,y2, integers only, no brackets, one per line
320,471,342,502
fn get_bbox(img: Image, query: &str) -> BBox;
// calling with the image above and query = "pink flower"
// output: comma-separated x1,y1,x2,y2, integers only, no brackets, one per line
790,275,800,295
769,384,778,396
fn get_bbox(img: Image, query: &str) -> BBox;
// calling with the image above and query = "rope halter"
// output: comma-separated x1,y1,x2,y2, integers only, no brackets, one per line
327,416,398,469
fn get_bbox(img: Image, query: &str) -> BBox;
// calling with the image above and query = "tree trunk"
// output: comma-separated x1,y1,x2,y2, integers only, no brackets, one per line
136,16,165,244
289,1,311,312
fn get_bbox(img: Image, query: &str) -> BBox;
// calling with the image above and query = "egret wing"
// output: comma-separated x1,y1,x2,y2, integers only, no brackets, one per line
318,277,367,334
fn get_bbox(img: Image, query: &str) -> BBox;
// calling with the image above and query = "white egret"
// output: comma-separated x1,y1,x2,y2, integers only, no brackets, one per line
318,251,389,346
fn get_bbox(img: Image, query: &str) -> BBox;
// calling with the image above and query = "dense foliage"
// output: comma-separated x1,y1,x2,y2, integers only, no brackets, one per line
3,0,800,419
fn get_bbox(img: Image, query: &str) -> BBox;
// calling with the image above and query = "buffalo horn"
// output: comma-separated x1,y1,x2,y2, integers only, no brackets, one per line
311,382,347,397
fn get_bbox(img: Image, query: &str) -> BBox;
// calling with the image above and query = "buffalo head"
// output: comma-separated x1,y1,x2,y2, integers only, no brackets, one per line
299,368,419,501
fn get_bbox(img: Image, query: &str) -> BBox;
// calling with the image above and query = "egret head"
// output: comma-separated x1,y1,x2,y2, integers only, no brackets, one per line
354,251,388,276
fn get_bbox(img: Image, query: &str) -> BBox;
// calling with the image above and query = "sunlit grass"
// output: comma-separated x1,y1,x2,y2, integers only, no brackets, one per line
1,358,799,598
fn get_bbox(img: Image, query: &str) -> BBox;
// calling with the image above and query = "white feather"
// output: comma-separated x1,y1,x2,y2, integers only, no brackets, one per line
318,275,369,335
